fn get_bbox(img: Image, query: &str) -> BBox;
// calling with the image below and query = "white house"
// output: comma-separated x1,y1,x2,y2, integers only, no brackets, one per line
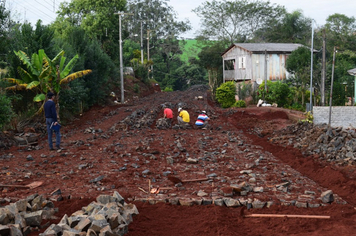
221,43,304,86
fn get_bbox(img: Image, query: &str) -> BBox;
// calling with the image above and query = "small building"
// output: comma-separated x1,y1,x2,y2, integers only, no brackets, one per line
221,43,304,86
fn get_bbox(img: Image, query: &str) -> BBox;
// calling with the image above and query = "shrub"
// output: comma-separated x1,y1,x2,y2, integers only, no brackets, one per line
215,81,236,108
258,80,291,107
133,83,140,93
233,100,246,108
163,86,173,92
0,92,14,130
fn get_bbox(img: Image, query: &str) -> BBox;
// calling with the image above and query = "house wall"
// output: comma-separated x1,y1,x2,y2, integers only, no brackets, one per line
223,47,291,83
313,106,356,128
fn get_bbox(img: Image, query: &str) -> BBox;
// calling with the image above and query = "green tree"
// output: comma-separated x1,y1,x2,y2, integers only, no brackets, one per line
127,0,191,85
172,64,207,91
54,0,126,61
325,14,356,52
254,10,312,44
197,42,226,96
327,50,356,105
3,49,92,116
0,4,11,64
0,91,14,130
193,0,285,43
286,46,313,105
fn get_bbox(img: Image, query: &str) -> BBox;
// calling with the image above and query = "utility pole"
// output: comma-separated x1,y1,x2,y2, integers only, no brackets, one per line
321,29,326,106
264,49,267,99
140,21,143,64
328,46,337,127
309,20,314,112
115,11,133,104
147,29,150,80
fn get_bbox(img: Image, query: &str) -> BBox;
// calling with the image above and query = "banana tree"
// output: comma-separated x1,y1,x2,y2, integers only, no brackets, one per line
3,49,92,118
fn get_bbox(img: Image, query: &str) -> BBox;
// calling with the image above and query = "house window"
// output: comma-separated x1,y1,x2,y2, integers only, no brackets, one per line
239,56,246,69
224,59,235,70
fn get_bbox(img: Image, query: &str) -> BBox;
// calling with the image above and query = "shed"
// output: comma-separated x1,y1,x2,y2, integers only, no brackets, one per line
221,43,304,85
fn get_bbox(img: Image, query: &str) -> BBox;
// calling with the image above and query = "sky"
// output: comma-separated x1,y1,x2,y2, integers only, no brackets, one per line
5,0,356,38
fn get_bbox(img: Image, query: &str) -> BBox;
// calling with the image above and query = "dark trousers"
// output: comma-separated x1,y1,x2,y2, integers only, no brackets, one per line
46,118,61,149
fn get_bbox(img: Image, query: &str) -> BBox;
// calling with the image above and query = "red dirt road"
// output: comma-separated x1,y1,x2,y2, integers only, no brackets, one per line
1,87,356,236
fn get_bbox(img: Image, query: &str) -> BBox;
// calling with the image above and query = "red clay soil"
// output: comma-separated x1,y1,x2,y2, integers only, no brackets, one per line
1,88,356,236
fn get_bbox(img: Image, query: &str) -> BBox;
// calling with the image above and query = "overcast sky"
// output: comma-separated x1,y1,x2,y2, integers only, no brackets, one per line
6,0,356,38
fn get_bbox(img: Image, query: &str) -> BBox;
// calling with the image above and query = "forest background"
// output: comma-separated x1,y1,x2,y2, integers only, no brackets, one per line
0,0,356,130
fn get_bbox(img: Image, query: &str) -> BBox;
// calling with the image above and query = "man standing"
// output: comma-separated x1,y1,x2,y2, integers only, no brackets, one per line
163,105,173,127
195,111,210,129
177,107,190,126
44,92,61,150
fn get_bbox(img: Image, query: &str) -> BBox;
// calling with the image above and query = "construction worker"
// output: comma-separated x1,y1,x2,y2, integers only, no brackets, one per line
177,107,190,126
195,111,210,129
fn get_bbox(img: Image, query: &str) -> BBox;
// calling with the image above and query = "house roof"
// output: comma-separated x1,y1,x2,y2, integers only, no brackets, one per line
348,68,356,76
222,43,305,55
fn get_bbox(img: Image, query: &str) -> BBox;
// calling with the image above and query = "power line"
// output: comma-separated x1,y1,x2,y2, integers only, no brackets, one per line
34,0,54,13
11,0,56,23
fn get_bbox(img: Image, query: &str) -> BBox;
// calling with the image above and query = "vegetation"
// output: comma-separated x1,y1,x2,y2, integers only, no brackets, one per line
215,81,236,108
0,91,14,130
233,100,246,108
258,80,291,108
0,0,356,129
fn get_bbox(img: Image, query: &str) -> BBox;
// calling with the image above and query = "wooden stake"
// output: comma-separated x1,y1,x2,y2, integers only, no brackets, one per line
148,179,151,195
244,214,330,219
138,187,148,193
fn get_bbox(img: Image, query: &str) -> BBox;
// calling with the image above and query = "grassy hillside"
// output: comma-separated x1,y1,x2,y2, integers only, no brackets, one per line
179,39,210,63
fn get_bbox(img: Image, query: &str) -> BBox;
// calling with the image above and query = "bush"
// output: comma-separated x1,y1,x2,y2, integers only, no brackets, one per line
0,92,14,130
215,81,236,108
163,86,173,92
258,80,291,107
133,83,140,93
233,100,246,108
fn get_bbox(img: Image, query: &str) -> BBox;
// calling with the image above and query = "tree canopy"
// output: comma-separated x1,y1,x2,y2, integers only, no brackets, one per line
193,0,286,43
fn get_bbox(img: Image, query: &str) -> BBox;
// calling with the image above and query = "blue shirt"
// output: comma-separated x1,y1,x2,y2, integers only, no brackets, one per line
44,100,58,122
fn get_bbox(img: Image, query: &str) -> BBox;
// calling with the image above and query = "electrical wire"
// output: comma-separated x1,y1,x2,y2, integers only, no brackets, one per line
11,0,57,23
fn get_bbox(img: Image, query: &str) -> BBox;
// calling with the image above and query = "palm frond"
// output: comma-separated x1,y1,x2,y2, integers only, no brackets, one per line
17,67,33,83
14,51,32,68
60,69,92,84
5,84,28,91
60,54,79,78
26,81,40,90
3,78,23,85
33,93,46,102
52,50,65,65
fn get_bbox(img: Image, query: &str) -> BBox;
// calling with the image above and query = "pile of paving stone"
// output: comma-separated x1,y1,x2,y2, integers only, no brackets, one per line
40,191,138,236
269,122,356,166
0,194,56,235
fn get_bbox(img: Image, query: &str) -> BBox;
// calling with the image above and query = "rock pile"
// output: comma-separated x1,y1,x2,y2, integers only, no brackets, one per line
270,122,356,166
40,191,138,236
0,194,56,235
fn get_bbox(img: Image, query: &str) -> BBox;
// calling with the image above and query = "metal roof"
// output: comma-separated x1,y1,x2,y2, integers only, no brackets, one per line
222,43,304,55
348,68,356,76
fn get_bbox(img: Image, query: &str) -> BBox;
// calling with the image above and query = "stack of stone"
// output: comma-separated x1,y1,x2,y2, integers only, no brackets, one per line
0,194,56,235
40,191,139,236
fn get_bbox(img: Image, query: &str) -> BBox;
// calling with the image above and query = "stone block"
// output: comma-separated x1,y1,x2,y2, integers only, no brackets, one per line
15,199,28,212
223,198,240,207
74,217,91,232
321,190,334,203
24,210,43,226
0,225,10,235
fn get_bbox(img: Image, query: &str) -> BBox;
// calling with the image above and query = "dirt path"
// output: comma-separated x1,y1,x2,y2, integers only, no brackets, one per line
1,87,356,236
